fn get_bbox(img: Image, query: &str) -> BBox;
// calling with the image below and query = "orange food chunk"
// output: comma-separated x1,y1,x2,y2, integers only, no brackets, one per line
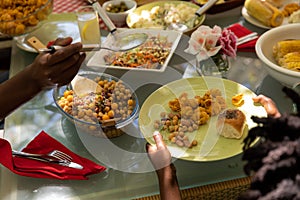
232,93,244,106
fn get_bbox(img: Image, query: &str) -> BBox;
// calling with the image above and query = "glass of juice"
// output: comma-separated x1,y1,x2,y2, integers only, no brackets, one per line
76,6,101,46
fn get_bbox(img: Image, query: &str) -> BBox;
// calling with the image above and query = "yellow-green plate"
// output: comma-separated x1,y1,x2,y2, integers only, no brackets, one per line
126,1,205,35
139,77,267,162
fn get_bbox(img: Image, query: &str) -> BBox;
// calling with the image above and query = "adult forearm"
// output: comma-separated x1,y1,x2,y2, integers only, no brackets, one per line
157,164,182,200
0,66,41,120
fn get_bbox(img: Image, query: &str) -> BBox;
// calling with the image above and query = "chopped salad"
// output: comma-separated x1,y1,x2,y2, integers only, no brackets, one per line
104,35,172,69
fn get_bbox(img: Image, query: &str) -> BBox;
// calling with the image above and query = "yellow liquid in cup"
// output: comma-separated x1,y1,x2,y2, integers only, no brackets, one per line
78,12,101,45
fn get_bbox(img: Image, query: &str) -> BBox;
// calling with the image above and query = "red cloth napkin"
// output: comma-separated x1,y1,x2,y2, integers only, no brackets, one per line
0,131,106,180
227,23,259,52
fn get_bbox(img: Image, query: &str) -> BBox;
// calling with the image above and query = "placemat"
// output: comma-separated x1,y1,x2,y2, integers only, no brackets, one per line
53,0,88,13
135,176,251,200
53,0,108,30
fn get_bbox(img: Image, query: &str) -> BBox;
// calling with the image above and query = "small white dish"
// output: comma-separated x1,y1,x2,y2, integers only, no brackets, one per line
87,28,182,73
103,0,137,27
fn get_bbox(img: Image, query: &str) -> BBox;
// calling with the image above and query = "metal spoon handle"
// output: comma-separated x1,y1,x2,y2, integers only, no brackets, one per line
39,44,101,53
92,2,117,34
195,0,218,17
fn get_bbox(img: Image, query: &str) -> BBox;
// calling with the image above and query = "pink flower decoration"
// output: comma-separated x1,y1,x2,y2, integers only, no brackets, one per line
218,28,237,58
185,25,237,61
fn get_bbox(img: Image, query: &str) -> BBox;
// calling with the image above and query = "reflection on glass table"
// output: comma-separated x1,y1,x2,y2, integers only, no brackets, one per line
1,7,295,200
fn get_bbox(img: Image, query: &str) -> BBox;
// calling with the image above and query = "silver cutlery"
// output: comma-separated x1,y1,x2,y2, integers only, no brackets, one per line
236,32,258,46
12,150,83,169
12,149,73,162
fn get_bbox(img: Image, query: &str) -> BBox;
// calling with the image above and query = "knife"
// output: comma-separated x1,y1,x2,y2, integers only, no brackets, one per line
13,155,84,170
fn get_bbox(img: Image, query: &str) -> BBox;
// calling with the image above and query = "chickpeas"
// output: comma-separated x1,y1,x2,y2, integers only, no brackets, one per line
57,76,136,138
154,89,227,148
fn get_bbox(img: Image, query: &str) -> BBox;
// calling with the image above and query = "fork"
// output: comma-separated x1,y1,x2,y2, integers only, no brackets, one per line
12,150,73,162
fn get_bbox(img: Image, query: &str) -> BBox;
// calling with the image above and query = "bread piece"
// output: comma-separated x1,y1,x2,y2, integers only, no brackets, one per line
216,109,246,139
244,0,284,27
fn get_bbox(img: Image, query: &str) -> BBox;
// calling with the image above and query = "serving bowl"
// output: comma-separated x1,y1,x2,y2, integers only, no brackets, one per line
87,28,182,72
126,1,205,35
0,0,53,36
255,23,300,87
53,71,139,138
194,0,245,14
103,0,137,27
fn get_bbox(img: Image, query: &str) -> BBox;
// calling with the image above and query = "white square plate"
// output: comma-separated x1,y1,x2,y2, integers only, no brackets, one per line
86,29,182,72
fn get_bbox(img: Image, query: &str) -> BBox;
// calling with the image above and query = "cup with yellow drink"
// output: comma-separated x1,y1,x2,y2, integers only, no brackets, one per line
76,6,101,46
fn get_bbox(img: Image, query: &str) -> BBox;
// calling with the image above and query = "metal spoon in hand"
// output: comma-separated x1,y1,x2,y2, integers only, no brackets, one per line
92,2,148,50
39,42,140,53
168,0,219,32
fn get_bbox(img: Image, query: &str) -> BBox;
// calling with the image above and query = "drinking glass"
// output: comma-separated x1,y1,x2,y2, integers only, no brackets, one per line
76,6,101,45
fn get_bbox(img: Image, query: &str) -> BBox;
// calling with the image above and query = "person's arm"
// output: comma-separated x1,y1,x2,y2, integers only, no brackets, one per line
252,95,281,118
156,163,181,200
146,131,181,200
0,37,86,120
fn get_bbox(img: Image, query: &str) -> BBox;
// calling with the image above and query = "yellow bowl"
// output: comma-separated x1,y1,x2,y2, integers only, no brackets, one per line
0,0,53,36
126,1,205,35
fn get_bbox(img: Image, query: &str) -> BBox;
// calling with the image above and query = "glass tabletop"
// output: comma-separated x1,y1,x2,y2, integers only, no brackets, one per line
0,7,295,200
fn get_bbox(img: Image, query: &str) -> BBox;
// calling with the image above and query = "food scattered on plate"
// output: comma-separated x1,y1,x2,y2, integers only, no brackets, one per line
273,39,300,72
139,77,268,161
153,89,227,148
216,109,246,139
103,35,172,69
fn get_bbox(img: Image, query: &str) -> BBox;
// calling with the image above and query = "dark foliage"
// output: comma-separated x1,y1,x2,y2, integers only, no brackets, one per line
239,87,300,200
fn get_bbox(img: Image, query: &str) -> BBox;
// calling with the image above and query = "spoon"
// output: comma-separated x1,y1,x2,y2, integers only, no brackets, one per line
91,2,148,50
168,0,218,32
39,43,139,53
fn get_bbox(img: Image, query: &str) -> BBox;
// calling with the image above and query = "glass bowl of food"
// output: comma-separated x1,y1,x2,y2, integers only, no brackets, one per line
0,0,53,36
53,71,139,138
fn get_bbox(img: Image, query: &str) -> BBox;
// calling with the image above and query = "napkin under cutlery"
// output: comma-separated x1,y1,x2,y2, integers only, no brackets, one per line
0,131,106,180
227,23,259,52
